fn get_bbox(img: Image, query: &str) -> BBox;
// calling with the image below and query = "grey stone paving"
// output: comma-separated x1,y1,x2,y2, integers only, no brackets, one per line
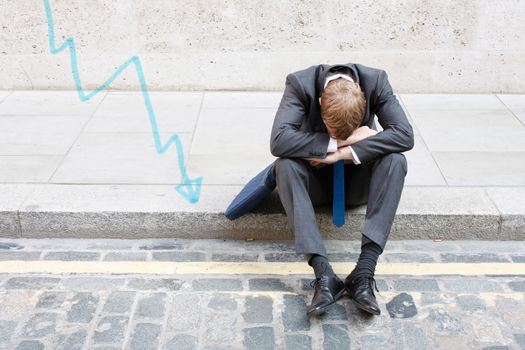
0,239,523,349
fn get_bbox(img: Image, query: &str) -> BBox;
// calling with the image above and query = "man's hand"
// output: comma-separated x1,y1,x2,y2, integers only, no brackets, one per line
306,147,353,166
337,126,378,147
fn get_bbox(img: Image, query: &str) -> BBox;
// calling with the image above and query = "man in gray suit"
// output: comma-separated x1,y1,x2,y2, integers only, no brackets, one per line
270,63,414,316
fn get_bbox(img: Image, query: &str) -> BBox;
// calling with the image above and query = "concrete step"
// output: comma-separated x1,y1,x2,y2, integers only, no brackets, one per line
2,91,525,240
1,184,523,240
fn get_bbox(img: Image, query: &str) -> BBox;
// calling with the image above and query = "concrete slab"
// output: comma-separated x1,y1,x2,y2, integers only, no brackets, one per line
391,187,500,240
404,135,446,186
0,91,12,103
433,152,525,186
0,91,105,117
0,185,35,211
186,154,276,185
85,92,202,133
190,108,275,156
0,116,88,155
19,184,237,213
486,188,525,215
50,132,192,184
397,95,419,136
17,184,289,239
400,94,507,111
498,94,525,125
407,109,525,152
0,156,63,182
398,187,499,215
202,92,282,109
486,188,525,239
0,184,34,237
6,184,508,241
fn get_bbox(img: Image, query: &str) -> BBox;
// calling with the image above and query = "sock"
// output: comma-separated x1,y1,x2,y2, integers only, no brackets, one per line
353,241,382,278
307,254,335,279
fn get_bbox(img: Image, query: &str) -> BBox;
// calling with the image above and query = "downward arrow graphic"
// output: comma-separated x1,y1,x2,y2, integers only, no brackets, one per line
43,0,203,203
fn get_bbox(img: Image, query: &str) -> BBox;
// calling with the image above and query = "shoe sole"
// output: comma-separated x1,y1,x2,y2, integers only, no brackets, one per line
306,288,346,316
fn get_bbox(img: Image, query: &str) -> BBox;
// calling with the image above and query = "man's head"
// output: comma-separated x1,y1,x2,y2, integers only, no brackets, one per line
319,78,365,140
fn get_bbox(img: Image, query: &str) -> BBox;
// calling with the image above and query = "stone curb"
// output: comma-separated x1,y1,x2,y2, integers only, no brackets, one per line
0,185,523,240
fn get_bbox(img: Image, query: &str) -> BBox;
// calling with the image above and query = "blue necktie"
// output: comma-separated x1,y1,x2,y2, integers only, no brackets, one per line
333,160,345,227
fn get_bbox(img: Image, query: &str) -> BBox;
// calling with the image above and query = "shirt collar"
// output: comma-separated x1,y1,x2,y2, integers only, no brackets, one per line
323,73,354,89
315,64,360,98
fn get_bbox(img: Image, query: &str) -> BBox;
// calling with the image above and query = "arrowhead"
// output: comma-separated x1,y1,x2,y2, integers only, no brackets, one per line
175,177,203,204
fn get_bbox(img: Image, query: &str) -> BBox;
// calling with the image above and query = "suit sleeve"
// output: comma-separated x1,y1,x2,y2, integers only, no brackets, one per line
349,70,414,164
270,74,331,158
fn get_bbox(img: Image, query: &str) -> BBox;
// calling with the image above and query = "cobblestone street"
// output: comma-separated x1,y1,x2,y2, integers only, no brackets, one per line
1,239,524,349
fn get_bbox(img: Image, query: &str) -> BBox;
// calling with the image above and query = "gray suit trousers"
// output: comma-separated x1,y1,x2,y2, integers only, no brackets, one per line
274,153,407,257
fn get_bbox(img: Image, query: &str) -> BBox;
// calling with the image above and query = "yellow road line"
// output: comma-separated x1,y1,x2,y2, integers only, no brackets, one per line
0,261,524,276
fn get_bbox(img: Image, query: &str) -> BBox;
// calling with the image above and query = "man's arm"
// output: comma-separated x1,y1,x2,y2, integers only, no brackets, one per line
270,74,331,159
349,71,414,164
307,131,375,166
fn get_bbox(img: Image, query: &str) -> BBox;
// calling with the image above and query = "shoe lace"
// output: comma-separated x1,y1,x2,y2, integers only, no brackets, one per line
369,277,380,295
354,275,380,296
309,262,330,289
309,276,329,289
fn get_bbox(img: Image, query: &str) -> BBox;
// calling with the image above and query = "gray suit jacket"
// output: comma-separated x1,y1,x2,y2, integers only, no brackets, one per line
270,63,414,164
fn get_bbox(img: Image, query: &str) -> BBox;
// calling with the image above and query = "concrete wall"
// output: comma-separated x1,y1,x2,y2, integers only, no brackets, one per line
1,0,524,93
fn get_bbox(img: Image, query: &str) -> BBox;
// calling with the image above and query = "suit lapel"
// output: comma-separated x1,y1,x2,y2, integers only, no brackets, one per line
315,64,331,98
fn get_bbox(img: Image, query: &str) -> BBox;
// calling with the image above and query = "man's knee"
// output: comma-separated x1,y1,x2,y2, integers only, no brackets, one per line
378,153,407,175
274,158,308,184
274,158,305,174
388,152,407,165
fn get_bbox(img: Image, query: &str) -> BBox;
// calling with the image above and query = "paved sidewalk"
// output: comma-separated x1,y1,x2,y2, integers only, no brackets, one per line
1,239,525,349
0,91,524,239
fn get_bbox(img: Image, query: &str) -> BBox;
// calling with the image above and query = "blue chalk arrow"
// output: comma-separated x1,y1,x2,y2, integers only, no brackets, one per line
43,0,202,203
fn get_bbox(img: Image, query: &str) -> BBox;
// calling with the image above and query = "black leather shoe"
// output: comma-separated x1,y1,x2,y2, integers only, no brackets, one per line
306,275,345,316
345,272,381,315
